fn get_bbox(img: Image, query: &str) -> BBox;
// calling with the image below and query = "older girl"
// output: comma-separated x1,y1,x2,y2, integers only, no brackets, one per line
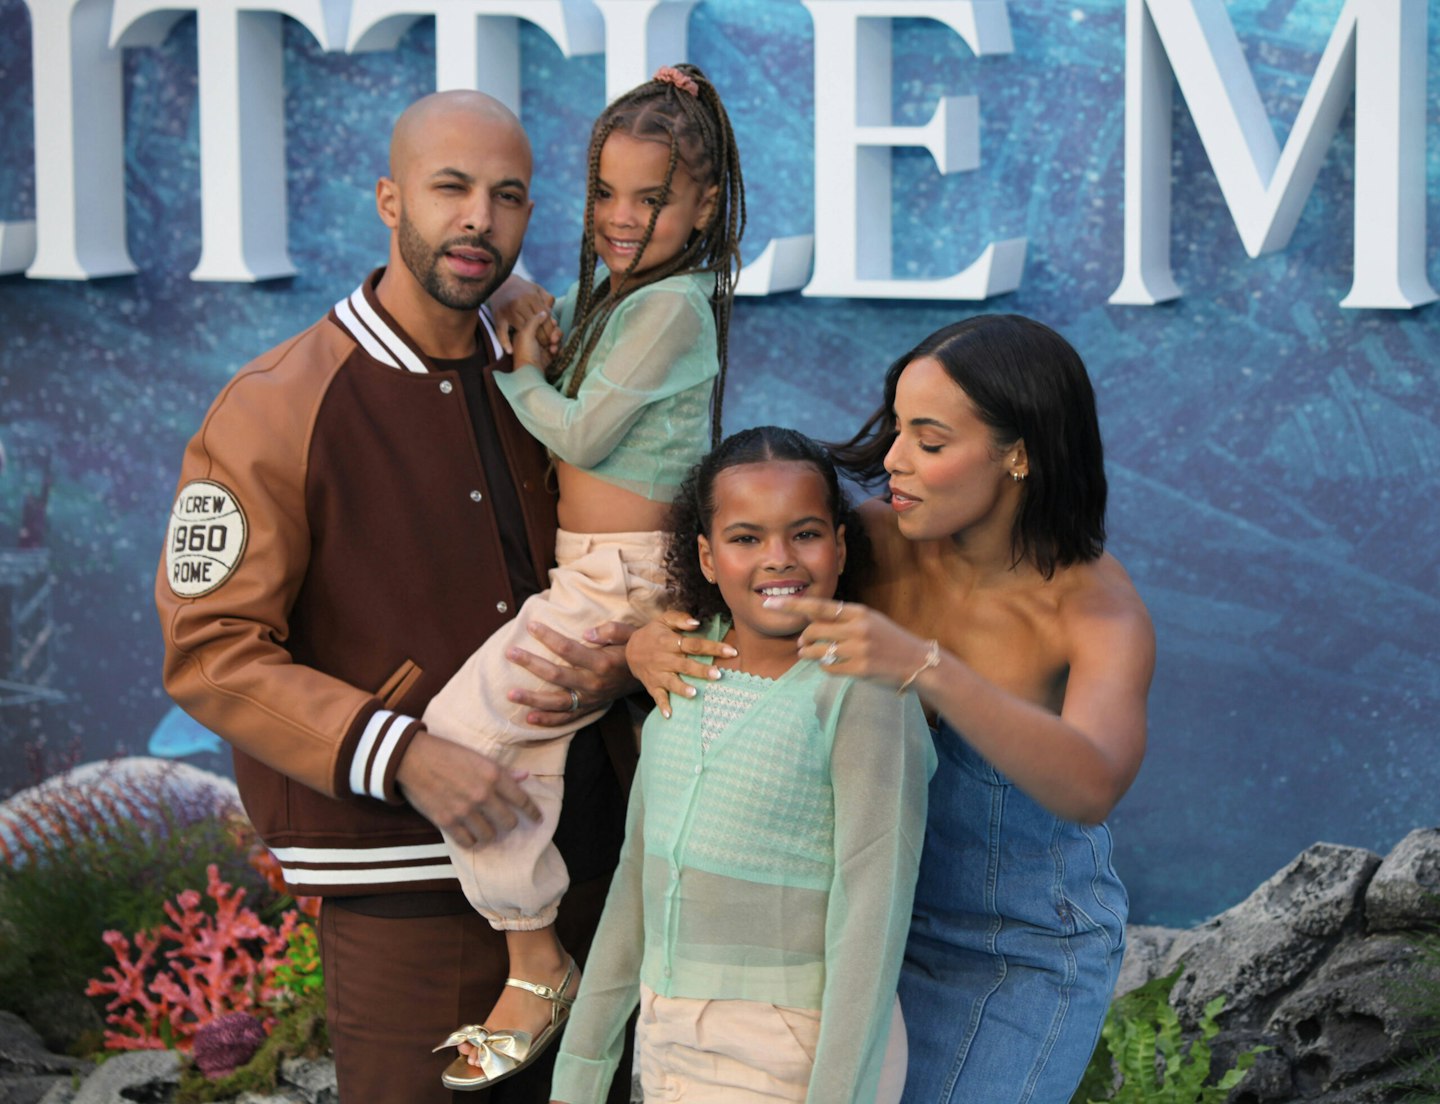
552,426,934,1104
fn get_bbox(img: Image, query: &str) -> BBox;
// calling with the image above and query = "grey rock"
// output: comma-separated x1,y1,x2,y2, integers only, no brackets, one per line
19,995,103,1059
34,1081,75,1104
1365,827,1440,933
0,1013,86,1078
1263,936,1427,1095
69,1050,180,1104
276,1058,335,1104
0,1075,74,1104
1270,1065,1418,1104
1207,1027,1290,1101
1114,924,1182,998
1163,843,1380,1029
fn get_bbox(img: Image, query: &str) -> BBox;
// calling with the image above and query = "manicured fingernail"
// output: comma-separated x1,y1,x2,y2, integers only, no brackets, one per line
526,623,539,635
660,707,671,719
684,686,697,698
584,628,600,641
681,617,700,628
707,668,722,681
507,648,523,661
508,690,522,702
721,646,738,657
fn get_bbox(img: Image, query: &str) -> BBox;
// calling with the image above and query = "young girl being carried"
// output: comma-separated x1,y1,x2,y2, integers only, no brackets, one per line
423,64,745,1091
549,426,936,1104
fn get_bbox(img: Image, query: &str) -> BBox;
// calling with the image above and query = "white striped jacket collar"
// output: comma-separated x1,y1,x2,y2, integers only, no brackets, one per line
331,269,503,372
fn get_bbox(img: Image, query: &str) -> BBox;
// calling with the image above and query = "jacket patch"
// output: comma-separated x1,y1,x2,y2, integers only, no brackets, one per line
166,480,248,597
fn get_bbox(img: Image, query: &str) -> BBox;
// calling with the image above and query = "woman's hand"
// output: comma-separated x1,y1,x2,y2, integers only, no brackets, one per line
765,594,935,690
505,620,639,726
625,611,736,719
491,274,560,358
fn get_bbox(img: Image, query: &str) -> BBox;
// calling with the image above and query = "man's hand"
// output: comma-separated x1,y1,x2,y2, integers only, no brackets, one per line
394,729,540,848
507,620,640,726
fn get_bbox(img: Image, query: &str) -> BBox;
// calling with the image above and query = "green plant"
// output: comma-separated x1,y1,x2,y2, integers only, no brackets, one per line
1072,967,1267,1103
271,923,324,1003
1394,921,1440,1102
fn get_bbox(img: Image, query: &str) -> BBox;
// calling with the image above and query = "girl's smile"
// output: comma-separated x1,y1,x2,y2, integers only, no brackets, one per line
697,461,845,664
593,132,716,278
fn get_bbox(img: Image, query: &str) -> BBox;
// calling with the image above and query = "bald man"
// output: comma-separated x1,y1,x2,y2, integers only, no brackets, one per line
157,92,637,1103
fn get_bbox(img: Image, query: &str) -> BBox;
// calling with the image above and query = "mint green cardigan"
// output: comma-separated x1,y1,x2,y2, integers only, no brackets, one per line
551,641,935,1104
493,270,718,504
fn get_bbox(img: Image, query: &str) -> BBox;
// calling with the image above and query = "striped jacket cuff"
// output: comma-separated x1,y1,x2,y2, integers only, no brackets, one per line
269,841,458,895
344,706,422,804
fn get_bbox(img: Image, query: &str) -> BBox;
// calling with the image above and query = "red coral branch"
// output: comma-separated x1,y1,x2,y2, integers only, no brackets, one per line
85,864,306,1053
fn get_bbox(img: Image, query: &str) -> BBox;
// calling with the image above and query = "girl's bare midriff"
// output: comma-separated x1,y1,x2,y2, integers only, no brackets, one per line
555,459,671,534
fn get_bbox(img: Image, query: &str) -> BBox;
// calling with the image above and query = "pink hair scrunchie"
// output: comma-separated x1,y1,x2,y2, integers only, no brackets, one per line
653,66,700,97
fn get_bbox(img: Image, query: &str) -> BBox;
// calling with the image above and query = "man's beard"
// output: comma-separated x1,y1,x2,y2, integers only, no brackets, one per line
397,209,515,312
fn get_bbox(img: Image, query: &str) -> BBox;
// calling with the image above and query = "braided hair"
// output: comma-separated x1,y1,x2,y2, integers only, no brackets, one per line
547,63,746,446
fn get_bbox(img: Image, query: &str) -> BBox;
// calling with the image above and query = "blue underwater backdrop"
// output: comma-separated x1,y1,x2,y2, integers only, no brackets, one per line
0,0,1435,928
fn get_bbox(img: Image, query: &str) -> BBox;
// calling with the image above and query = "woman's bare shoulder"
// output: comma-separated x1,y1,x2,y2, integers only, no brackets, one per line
1056,553,1155,650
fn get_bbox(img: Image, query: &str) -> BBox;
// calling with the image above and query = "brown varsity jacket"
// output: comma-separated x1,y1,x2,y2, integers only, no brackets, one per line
156,270,560,896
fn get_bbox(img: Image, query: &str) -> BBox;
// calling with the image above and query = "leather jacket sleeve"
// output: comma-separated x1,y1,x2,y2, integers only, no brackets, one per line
155,323,419,802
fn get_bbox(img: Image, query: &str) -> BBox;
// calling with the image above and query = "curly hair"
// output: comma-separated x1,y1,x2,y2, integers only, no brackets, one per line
663,426,872,625
547,63,746,446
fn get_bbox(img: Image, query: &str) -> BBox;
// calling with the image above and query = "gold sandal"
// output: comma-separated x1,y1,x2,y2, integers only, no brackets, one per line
433,957,578,1091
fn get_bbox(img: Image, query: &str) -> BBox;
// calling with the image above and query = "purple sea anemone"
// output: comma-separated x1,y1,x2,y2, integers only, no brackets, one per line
192,1011,267,1078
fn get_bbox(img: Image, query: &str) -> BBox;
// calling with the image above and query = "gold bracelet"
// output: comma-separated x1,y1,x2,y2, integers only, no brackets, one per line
896,638,940,695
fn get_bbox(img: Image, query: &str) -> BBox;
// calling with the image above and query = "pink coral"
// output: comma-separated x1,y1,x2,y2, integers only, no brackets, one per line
193,1011,268,1078
85,863,301,1052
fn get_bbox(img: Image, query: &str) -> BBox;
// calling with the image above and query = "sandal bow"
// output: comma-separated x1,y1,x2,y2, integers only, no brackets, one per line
433,957,578,1091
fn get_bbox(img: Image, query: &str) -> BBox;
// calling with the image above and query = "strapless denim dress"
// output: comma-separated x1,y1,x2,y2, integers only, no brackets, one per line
898,720,1128,1103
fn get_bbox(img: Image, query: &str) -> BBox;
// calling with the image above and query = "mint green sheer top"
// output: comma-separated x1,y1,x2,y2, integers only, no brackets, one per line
493,270,718,503
550,622,936,1104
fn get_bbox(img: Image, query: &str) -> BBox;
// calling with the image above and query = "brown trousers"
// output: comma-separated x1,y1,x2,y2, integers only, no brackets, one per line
319,717,638,1104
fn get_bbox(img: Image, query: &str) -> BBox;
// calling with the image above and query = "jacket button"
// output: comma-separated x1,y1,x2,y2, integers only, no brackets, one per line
439,380,454,394
497,601,509,613
469,490,483,503
522,480,533,491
